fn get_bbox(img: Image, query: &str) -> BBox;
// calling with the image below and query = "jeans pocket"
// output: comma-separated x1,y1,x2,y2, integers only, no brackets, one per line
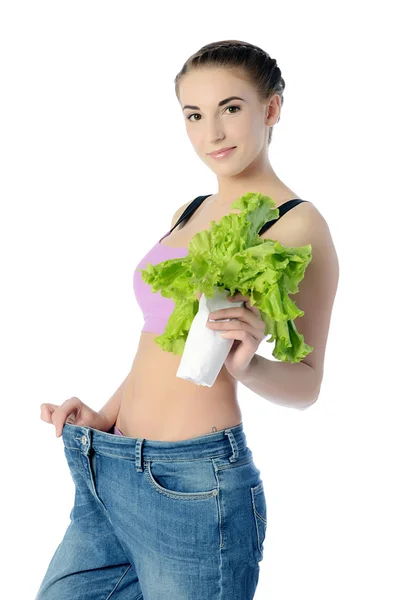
251,481,267,561
144,458,219,501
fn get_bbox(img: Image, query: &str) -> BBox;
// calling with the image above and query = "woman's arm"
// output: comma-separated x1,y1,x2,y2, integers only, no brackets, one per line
238,203,339,410
237,356,319,410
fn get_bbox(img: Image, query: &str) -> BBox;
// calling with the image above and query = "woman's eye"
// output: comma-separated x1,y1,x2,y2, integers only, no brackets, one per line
187,105,241,122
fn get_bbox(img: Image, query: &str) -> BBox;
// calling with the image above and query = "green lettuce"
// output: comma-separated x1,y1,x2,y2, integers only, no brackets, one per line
139,192,314,363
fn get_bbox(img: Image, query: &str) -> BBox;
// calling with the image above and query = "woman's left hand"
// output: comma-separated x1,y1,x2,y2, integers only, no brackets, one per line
206,293,266,380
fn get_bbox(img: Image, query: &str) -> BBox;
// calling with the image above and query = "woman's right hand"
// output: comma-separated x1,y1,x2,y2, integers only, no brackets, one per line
40,397,112,437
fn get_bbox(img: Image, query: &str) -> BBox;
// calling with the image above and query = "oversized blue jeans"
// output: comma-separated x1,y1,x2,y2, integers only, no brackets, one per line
35,421,267,599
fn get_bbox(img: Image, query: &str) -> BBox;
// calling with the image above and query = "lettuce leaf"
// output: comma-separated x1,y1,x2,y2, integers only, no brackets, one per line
139,192,314,363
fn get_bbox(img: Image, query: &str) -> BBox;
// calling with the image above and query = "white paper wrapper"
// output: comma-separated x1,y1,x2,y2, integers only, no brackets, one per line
176,287,245,387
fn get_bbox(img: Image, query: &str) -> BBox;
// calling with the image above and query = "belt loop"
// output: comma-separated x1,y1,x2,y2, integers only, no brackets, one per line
135,438,144,472
224,428,239,463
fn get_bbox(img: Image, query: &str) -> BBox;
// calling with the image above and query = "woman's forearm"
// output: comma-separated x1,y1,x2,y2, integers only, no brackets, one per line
237,353,320,410
98,373,130,430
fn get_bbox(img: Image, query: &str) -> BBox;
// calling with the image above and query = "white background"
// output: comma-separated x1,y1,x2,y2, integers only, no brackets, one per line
1,1,395,598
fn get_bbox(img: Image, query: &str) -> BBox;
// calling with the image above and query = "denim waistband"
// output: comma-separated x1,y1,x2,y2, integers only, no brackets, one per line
61,421,247,468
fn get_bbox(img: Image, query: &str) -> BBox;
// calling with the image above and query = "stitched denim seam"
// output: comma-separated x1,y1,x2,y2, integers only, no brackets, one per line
251,486,266,559
92,449,235,463
253,512,264,557
144,462,218,501
211,458,224,549
254,510,267,526
105,565,138,600
79,452,110,518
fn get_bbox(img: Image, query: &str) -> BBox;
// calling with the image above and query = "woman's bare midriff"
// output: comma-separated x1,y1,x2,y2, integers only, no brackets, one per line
115,185,305,441
115,332,242,441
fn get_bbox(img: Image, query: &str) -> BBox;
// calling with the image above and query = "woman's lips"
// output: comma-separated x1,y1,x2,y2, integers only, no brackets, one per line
208,146,236,159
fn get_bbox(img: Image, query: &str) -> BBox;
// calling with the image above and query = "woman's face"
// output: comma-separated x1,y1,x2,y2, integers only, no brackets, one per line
178,67,277,176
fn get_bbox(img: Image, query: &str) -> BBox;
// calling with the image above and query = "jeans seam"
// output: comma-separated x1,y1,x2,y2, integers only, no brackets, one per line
80,452,110,519
254,509,267,526
211,458,224,550
144,461,218,500
104,565,138,600
94,449,233,463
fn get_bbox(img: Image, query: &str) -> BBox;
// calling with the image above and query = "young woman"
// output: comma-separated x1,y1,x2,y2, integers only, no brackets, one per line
36,40,339,599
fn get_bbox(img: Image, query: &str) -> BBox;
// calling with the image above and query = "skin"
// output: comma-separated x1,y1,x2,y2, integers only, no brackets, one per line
43,65,337,439
171,65,339,406
177,66,289,208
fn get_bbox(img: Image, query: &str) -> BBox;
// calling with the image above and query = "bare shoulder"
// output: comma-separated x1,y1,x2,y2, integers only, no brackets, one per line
263,200,337,259
288,203,338,271
170,199,194,229
275,199,325,236
264,200,340,397
261,202,336,254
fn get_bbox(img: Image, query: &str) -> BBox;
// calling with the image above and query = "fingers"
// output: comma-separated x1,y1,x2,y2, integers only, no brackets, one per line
40,403,59,424
43,397,82,438
209,306,262,331
207,316,263,342
220,327,259,347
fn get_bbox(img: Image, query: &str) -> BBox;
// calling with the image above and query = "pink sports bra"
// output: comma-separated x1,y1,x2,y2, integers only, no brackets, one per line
133,194,308,334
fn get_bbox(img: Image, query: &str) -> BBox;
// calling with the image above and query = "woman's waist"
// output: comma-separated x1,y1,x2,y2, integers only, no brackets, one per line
118,369,241,440
116,400,242,441
121,370,239,413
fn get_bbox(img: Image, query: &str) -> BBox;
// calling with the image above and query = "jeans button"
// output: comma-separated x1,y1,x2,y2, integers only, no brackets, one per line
81,435,87,445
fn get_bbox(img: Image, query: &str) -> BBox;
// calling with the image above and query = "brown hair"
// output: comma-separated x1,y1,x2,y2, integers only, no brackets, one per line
174,40,286,145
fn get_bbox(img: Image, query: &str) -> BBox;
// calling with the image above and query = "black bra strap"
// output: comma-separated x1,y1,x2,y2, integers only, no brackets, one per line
171,195,308,235
170,195,213,233
258,199,308,235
